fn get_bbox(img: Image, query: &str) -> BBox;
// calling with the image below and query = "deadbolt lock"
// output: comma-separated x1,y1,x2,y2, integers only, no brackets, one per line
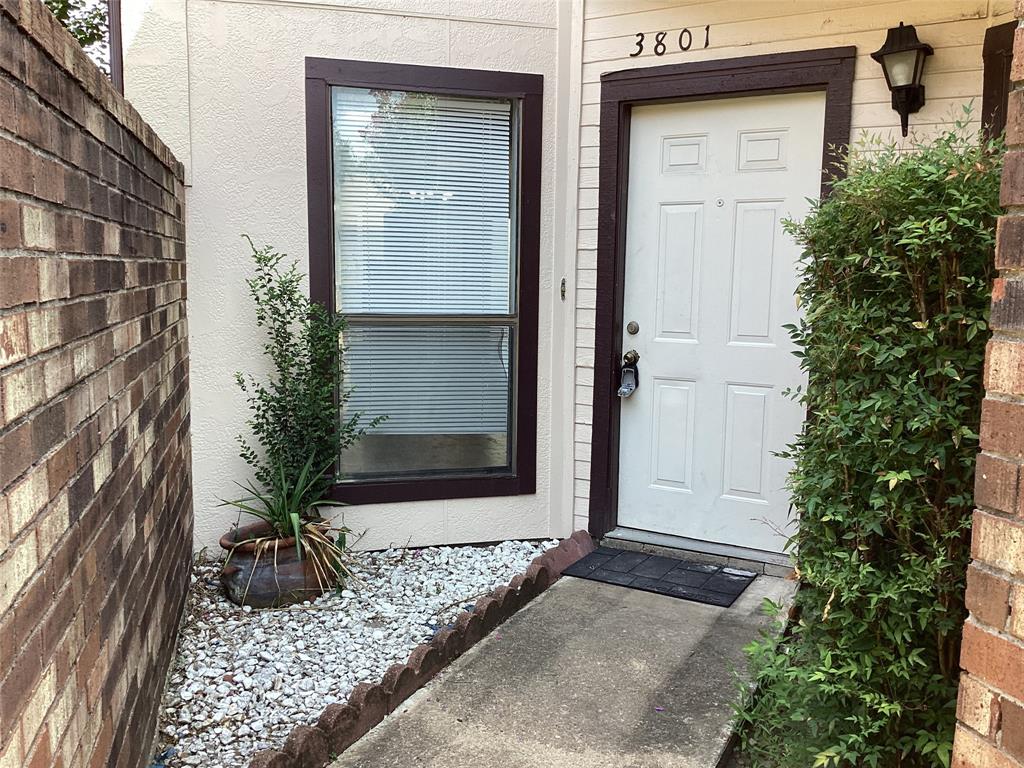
626,320,639,335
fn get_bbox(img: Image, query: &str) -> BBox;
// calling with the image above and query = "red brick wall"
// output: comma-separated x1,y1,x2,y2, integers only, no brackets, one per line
0,3,192,768
953,17,1024,768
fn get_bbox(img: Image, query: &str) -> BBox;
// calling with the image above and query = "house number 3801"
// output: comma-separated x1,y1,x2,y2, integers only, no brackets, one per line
630,26,710,57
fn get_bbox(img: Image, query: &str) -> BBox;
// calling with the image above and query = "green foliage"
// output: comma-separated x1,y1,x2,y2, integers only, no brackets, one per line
235,237,376,519
44,0,107,56
221,455,333,549
736,119,1003,768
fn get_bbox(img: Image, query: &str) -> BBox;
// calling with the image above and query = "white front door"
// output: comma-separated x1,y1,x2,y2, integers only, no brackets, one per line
616,92,826,554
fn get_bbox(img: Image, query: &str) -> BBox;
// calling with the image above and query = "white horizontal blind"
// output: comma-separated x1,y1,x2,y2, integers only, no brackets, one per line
331,86,518,444
343,326,511,435
332,87,514,315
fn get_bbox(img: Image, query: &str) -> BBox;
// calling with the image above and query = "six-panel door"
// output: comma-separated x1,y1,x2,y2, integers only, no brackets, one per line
616,92,826,554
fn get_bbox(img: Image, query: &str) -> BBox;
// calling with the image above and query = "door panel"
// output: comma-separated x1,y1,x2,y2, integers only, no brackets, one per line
650,377,696,492
616,92,826,554
729,201,780,344
656,204,702,340
722,384,770,502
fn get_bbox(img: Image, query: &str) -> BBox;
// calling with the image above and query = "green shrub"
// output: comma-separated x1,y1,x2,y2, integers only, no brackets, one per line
235,237,376,514
736,120,1003,768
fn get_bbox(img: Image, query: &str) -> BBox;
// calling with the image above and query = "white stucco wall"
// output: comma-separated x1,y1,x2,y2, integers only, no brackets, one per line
123,0,574,550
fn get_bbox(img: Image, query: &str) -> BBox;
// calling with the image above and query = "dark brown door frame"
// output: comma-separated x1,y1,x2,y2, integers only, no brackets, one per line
983,21,1017,139
586,47,856,538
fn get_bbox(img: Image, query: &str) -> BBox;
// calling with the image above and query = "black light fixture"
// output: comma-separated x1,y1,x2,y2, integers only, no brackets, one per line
871,22,934,137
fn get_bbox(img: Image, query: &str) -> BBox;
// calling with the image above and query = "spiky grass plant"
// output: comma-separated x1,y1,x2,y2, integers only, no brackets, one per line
220,455,357,596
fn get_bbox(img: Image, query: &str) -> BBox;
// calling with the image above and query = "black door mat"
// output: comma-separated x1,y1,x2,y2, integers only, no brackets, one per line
562,546,757,607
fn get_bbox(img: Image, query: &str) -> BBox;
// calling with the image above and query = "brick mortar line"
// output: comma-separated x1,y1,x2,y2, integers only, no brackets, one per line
0,86,180,216
983,391,1024,406
97,529,193,767
0,247,185,266
0,295,188,426
973,499,1024,521
0,284,185,339
4,280,187,341
0,275,187,325
0,126,185,238
0,271,186,321
29,461,192,761
0,334,190,567
955,720,1001,752
0,350,190,612
960,664,1024,710
970,543,1024,585
0,72,180,214
48,496,192,764
5,390,191,681
978,447,1024,464
968,616,1024,652
974,507,1024,526
0,382,192,753
954,729,1019,768
1,10,182,182
71,445,191,681
0,286,185,350
0,230,186,265
0,184,184,243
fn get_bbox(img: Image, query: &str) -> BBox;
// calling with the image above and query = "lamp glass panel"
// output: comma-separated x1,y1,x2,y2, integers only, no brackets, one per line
912,48,928,83
884,49,919,87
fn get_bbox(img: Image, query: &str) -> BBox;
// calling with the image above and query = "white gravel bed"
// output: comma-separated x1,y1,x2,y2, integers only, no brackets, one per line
155,539,557,768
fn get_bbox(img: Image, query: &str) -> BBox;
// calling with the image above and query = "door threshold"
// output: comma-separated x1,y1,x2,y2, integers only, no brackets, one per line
604,527,793,573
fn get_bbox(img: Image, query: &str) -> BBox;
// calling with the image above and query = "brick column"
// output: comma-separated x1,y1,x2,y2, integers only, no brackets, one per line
952,17,1024,768
0,3,192,767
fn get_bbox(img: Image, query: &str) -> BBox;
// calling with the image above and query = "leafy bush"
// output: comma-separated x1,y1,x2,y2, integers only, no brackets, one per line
235,237,374,517
45,0,109,69
736,121,1003,768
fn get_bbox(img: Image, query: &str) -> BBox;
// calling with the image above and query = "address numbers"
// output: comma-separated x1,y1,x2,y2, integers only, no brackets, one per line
630,26,710,57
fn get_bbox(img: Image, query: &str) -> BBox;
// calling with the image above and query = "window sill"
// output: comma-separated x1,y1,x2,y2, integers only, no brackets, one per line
327,473,536,505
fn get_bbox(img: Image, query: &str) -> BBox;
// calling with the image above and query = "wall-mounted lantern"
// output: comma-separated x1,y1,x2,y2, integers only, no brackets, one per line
871,22,934,136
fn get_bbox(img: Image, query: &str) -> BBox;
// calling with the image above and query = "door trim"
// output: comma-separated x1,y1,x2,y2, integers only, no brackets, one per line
982,21,1016,139
586,47,856,538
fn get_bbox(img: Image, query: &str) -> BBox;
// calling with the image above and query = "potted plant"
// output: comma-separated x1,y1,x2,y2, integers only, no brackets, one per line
219,236,378,607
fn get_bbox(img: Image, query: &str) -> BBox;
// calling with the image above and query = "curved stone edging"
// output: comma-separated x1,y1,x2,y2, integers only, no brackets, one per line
247,530,596,768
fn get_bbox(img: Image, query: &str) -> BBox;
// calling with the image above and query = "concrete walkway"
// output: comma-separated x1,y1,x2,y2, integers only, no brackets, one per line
331,573,795,768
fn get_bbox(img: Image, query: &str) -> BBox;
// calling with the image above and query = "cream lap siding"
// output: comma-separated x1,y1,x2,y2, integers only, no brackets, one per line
571,0,1014,531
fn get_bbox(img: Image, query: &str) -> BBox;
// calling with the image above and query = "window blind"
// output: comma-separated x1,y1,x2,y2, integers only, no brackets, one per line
343,325,512,435
331,86,518,454
332,87,515,315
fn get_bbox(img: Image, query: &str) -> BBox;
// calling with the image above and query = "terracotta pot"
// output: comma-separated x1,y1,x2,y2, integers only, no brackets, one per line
219,520,333,608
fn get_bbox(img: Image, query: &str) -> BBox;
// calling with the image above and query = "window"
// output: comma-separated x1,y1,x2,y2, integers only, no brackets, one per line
305,59,542,504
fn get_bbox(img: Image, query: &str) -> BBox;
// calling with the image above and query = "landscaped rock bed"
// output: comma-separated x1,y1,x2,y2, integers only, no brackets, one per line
155,539,558,767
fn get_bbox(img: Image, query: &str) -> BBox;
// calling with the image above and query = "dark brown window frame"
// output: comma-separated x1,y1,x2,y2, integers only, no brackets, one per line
305,58,542,505
586,47,856,538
